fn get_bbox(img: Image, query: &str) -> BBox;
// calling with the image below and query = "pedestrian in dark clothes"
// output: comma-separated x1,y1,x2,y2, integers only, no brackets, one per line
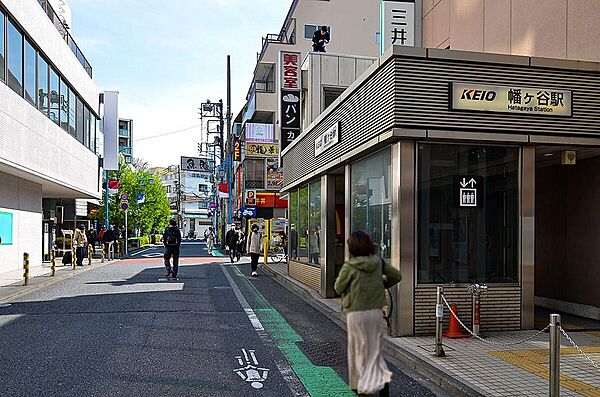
163,219,182,278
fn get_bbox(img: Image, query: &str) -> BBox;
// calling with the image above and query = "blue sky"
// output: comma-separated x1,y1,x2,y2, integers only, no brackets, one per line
69,0,291,167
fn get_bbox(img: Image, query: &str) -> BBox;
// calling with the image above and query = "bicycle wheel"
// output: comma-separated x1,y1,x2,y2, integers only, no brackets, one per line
271,247,284,263
383,288,393,332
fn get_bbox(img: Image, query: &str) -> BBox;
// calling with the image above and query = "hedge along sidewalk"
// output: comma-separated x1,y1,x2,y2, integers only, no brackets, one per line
0,257,118,304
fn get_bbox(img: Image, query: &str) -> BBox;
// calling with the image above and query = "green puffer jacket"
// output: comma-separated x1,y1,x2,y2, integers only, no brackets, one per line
334,255,402,313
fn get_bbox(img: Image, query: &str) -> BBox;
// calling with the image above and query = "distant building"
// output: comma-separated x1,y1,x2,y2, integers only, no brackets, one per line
118,119,133,164
157,166,213,238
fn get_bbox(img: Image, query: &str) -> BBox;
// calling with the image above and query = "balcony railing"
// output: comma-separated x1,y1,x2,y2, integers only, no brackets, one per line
255,80,275,93
36,0,93,77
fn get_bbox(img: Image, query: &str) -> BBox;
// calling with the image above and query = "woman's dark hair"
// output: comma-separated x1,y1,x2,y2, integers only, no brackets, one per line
169,219,176,226
347,231,375,257
321,25,328,32
251,224,259,231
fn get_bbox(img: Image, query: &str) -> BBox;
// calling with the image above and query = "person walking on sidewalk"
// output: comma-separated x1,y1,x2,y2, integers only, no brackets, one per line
226,224,239,263
163,219,182,278
204,226,215,252
334,231,402,396
246,224,263,277
72,225,88,266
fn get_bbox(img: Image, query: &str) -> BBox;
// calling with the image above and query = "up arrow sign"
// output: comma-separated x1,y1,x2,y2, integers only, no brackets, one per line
460,178,477,188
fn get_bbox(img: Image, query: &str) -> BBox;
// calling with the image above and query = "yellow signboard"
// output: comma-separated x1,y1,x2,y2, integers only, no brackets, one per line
246,143,279,157
451,83,572,117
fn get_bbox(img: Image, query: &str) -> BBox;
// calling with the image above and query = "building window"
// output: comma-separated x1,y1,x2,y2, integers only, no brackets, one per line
289,189,298,257
7,19,23,95
59,78,68,131
91,114,96,153
37,56,48,115
0,10,5,81
304,24,331,40
298,185,309,261
417,144,519,284
76,96,84,143
245,159,265,189
68,88,76,136
322,86,345,111
351,148,392,259
308,180,321,264
24,39,36,105
49,67,59,124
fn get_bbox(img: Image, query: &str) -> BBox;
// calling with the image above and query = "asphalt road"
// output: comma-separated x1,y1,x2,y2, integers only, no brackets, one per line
0,241,444,396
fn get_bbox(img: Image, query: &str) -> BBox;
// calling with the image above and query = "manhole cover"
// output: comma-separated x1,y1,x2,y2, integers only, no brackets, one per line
0,303,12,308
299,340,346,367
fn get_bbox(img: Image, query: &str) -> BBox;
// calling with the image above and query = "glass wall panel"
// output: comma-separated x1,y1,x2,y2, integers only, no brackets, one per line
49,67,59,124
0,11,5,81
308,180,321,264
59,79,68,131
417,144,519,284
289,189,299,259
298,185,309,262
68,89,76,136
76,96,84,143
24,39,36,105
91,115,96,153
84,106,90,148
7,20,23,95
350,148,392,258
37,56,48,114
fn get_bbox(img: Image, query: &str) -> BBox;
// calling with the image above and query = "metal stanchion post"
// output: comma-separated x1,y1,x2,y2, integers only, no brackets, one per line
101,244,105,263
51,248,56,277
468,283,487,337
434,286,446,357
550,314,561,397
23,253,29,286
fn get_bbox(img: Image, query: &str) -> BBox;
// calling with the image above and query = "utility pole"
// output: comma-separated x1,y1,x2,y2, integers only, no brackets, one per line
226,55,232,226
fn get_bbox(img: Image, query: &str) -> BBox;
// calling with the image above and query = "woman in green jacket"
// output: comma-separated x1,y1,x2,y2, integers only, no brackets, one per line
334,231,402,396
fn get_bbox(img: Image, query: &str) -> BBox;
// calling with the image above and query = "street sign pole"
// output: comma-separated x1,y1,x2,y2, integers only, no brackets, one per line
125,209,128,256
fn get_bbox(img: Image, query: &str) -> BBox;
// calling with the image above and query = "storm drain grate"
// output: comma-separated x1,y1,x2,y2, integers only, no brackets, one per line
299,340,347,367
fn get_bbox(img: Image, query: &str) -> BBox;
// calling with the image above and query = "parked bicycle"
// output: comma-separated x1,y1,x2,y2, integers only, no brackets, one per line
269,245,287,263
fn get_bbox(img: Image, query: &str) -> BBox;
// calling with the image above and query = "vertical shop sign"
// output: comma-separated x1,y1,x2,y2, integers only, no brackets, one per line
380,0,420,54
279,51,301,153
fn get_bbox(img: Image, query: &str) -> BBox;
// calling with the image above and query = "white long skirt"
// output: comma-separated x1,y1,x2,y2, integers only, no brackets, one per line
347,308,392,394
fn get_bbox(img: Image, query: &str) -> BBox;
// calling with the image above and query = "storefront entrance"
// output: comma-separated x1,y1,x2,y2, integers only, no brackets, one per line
535,146,600,325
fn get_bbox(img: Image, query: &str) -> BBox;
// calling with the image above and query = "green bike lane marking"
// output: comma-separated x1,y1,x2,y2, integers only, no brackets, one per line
231,266,355,397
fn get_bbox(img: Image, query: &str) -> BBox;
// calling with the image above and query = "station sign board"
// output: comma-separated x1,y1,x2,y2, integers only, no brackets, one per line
451,83,572,116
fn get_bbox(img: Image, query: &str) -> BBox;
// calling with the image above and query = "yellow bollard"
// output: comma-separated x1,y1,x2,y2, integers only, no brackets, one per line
71,246,76,270
101,244,105,263
23,253,29,286
87,245,93,265
51,248,56,277
263,235,268,265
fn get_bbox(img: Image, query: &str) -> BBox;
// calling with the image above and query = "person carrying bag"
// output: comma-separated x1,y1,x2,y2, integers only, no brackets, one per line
334,231,402,396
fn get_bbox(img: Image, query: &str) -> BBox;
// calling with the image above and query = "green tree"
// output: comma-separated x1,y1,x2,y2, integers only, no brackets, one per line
96,157,170,236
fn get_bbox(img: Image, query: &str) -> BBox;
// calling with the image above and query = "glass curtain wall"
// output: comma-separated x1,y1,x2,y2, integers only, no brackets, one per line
308,180,321,264
350,149,392,259
7,20,23,95
288,180,322,265
289,190,299,259
24,39,36,105
68,89,76,136
417,144,519,284
0,10,5,81
59,79,68,131
76,96,84,143
49,67,59,124
37,56,48,115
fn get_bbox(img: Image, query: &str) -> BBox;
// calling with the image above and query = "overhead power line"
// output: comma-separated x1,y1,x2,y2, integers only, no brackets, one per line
135,124,202,142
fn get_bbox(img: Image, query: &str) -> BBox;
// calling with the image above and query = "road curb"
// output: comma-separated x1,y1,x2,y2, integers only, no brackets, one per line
261,265,486,397
0,259,119,304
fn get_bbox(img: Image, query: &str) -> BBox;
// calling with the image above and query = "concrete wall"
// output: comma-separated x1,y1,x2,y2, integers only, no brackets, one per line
536,156,600,310
0,171,43,273
423,0,600,62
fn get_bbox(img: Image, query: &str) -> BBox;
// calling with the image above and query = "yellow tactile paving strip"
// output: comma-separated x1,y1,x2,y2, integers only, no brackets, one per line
490,347,600,396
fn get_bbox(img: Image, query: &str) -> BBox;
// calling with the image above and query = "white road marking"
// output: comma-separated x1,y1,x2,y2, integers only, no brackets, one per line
131,248,153,256
221,264,308,396
142,252,164,258
234,348,270,389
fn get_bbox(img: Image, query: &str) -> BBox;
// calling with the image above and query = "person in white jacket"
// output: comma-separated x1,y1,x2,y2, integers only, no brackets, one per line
246,224,263,277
